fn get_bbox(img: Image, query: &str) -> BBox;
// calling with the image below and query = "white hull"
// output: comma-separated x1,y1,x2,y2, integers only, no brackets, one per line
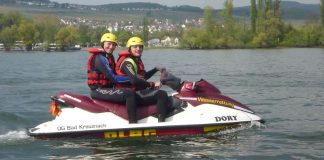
28,103,262,139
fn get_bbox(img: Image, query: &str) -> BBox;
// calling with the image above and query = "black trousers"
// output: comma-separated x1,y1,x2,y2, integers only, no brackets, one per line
91,88,137,123
136,89,168,122
91,88,168,123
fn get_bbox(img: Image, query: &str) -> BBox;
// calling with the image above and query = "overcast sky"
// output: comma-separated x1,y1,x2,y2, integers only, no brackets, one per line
51,0,320,9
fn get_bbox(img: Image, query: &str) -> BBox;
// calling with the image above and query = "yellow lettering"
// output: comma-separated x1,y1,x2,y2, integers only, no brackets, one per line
144,129,156,136
105,129,157,138
197,97,234,108
129,130,142,137
118,131,128,138
104,131,117,138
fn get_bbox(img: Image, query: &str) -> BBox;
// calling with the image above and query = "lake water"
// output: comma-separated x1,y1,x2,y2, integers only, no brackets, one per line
0,48,323,159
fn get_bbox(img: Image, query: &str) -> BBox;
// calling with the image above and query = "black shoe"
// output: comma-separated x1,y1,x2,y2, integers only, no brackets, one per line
129,120,137,124
158,114,165,122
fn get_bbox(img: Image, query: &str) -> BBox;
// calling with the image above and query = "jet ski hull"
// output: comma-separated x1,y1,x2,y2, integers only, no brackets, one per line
27,103,262,139
28,123,245,139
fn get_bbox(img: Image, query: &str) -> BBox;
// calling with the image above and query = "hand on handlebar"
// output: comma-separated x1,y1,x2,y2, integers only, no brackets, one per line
155,66,166,72
154,81,162,89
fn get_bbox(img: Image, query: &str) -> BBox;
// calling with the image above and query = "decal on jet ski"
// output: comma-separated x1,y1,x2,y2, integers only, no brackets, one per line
78,124,107,129
63,94,81,103
197,97,234,108
96,88,124,95
104,129,156,138
215,115,237,122
56,124,107,131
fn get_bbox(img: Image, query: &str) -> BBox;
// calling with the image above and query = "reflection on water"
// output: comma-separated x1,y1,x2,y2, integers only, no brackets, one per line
43,124,263,159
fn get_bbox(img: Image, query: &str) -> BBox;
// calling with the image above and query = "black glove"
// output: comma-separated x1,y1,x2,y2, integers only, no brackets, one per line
155,66,166,72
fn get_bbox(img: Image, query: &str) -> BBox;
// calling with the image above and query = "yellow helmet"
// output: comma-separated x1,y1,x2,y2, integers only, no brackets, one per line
100,33,118,45
127,37,143,48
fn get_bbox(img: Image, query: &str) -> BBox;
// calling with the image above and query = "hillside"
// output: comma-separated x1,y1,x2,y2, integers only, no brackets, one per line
233,1,320,20
0,1,320,23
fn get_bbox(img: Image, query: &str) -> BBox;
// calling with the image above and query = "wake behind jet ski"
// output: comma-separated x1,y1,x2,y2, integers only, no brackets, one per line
27,70,264,139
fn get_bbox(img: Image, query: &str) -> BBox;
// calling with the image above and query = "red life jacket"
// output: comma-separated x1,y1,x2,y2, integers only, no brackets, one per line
115,51,145,76
115,51,145,90
87,48,115,89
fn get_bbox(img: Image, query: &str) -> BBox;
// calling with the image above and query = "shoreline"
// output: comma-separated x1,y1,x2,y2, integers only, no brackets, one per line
1,46,323,53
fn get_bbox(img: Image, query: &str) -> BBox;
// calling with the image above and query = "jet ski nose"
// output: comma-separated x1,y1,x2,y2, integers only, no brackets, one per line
259,119,266,124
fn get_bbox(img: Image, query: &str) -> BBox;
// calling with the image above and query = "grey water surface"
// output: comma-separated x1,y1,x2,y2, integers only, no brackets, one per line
0,48,323,159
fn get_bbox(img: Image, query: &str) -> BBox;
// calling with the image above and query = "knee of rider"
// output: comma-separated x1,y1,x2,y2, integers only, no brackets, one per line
157,90,168,98
124,88,136,97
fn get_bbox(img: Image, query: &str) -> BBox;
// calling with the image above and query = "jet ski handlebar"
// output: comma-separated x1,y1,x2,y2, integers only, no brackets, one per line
160,69,182,91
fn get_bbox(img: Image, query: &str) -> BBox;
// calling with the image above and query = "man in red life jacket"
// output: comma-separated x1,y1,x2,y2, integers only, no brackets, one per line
115,37,168,122
88,33,138,123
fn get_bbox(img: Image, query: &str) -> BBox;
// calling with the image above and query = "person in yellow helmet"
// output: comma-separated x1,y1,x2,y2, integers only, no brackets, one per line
115,37,168,122
87,33,138,123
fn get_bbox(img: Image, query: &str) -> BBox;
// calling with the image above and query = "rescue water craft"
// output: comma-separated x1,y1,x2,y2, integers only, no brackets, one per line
27,71,264,139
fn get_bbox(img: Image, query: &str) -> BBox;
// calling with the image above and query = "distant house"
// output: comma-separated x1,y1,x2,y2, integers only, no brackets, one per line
148,38,160,47
13,41,24,51
161,36,172,47
174,37,179,46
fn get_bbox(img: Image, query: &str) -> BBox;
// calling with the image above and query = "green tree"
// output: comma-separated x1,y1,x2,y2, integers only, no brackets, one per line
180,27,203,49
253,10,283,47
18,20,40,51
142,17,149,47
257,0,265,33
321,0,324,26
274,0,281,18
252,0,284,47
265,0,273,13
78,25,91,47
1,11,23,30
281,28,304,47
0,25,18,51
55,26,79,51
0,13,4,30
115,30,132,47
35,15,61,50
251,32,268,47
251,0,257,33
220,0,234,30
203,6,215,33
302,23,323,46
90,27,106,47
219,0,235,47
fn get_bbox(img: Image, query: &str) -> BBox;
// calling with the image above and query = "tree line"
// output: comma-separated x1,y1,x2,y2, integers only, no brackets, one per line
0,12,137,51
180,0,324,49
0,11,175,51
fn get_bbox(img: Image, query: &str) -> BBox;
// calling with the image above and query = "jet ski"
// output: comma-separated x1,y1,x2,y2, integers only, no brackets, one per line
27,70,264,139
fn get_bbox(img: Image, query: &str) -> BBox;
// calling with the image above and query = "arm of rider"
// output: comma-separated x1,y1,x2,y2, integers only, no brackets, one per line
121,61,152,89
95,55,129,83
144,67,158,80
144,66,166,80
155,66,166,72
95,55,117,83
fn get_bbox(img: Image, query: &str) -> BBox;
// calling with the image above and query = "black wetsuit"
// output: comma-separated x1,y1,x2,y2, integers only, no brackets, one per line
89,54,138,123
120,60,168,122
